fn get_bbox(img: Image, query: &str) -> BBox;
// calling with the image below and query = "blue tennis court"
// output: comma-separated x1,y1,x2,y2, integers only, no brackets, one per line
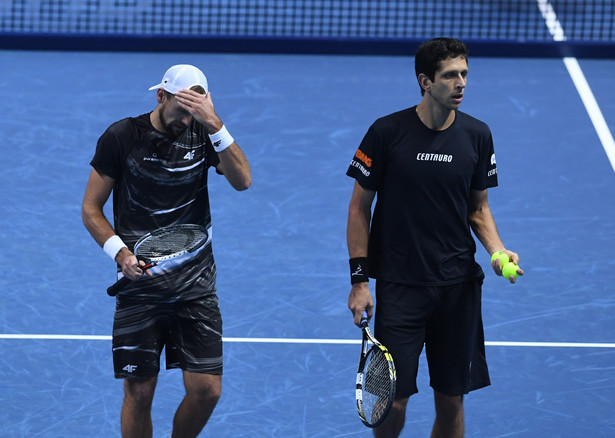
1,49,614,438
1,1,615,437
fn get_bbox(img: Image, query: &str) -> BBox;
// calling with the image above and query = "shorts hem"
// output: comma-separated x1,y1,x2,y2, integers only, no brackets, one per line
168,364,223,375
394,388,419,399
115,372,159,380
431,380,491,396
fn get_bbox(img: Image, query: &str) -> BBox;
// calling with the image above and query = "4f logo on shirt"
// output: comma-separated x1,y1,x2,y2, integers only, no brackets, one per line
123,364,138,373
183,151,195,160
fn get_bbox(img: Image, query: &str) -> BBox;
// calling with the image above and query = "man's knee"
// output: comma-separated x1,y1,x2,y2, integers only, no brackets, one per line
124,376,158,407
374,397,409,438
184,372,222,404
390,397,409,416
433,391,464,419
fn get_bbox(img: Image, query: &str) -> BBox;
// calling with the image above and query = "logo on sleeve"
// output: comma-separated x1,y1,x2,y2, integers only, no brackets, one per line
350,148,372,177
488,153,497,177
354,149,372,167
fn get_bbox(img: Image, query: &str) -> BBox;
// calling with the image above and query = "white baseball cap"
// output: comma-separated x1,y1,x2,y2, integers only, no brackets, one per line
148,64,208,94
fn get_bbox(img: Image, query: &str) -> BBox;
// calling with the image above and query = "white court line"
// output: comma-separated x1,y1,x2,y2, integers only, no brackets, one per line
536,0,615,173
1,334,614,348
536,0,567,41
563,57,615,173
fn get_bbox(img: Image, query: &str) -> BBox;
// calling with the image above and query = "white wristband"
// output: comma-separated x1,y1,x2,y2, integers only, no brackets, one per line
103,235,128,261
208,125,234,153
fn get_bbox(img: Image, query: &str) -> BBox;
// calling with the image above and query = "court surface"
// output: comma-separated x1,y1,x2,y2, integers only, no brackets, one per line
0,50,614,437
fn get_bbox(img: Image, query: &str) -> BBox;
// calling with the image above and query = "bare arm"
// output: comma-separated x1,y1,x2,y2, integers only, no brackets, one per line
468,188,523,282
216,143,252,191
347,181,377,325
81,169,144,280
82,169,117,247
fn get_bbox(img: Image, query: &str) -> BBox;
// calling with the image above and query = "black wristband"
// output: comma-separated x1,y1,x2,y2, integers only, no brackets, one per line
349,257,369,284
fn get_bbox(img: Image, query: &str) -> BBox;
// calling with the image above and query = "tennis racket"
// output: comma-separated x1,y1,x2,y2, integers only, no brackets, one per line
106,224,209,297
356,311,396,428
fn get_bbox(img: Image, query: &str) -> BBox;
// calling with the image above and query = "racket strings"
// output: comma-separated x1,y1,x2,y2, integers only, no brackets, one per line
362,349,394,423
137,227,207,258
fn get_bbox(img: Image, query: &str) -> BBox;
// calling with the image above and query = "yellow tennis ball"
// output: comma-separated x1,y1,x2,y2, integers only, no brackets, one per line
502,262,519,279
490,251,509,266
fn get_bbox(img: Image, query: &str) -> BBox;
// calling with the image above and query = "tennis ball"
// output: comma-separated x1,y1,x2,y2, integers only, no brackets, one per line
490,251,509,267
502,262,519,279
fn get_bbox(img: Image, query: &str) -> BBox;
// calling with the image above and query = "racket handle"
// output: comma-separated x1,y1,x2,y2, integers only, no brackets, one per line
106,262,154,297
360,310,369,328
107,276,131,297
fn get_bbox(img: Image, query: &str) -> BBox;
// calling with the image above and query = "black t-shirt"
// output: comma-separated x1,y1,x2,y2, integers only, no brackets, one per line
91,113,221,302
346,107,498,286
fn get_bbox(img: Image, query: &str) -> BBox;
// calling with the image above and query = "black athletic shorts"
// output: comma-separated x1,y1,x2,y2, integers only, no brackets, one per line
112,293,223,379
374,277,490,398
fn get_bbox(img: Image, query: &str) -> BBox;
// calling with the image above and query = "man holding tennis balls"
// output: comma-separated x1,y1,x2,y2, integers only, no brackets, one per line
82,64,251,438
491,250,523,281
346,38,523,438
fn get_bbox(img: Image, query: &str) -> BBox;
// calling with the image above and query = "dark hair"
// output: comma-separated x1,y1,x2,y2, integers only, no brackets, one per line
162,84,206,99
414,38,468,94
190,85,206,94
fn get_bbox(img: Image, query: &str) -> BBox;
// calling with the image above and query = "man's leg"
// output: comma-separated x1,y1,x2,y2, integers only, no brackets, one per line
374,397,409,438
121,376,158,438
431,391,464,438
171,371,222,438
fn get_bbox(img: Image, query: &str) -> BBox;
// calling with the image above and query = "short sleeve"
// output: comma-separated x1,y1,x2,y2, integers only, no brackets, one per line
471,128,498,190
346,124,386,191
90,122,128,180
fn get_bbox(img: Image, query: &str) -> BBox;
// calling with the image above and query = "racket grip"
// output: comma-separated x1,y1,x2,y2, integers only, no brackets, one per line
107,276,131,297
106,261,154,297
360,311,369,328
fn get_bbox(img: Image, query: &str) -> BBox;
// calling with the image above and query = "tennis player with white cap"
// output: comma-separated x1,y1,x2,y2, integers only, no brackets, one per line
82,64,251,437
148,64,209,94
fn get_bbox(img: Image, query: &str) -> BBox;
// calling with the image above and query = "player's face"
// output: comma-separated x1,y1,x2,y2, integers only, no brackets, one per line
159,94,193,137
430,56,468,110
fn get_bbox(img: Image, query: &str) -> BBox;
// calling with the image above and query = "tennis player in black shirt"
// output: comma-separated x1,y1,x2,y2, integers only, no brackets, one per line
83,65,251,437
346,38,523,437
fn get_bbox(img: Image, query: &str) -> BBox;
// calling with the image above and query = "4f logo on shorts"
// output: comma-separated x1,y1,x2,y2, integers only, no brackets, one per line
123,364,138,373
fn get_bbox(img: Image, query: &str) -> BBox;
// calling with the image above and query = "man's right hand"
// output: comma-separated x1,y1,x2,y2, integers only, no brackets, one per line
348,282,374,327
116,248,147,280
